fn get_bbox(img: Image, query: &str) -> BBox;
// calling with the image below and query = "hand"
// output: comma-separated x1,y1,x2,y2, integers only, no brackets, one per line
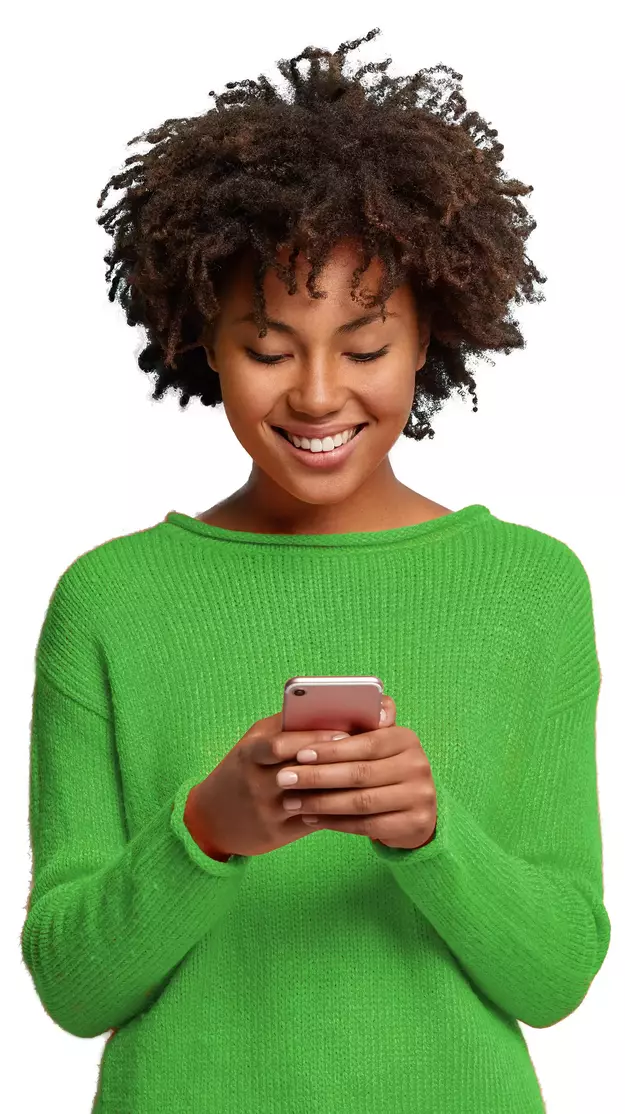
183,710,369,859
275,695,438,850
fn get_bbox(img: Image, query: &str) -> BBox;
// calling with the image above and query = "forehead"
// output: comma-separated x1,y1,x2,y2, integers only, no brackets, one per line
221,239,415,319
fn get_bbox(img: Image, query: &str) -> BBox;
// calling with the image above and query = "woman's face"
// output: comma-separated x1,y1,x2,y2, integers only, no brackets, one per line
203,238,430,514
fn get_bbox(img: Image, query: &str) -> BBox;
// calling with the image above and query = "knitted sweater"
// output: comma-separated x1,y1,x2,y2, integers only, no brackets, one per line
21,503,611,1114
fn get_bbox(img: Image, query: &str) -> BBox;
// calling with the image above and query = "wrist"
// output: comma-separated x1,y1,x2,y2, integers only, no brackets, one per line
183,785,232,862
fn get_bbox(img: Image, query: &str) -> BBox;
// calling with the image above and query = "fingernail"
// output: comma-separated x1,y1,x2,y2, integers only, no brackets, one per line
296,749,318,762
277,770,298,786
331,733,349,740
283,798,302,810
380,707,387,722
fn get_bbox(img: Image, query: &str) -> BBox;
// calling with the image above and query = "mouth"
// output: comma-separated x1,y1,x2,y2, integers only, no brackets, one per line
270,423,368,468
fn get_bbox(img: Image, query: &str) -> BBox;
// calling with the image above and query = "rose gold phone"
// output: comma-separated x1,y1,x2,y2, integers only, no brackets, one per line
282,676,384,735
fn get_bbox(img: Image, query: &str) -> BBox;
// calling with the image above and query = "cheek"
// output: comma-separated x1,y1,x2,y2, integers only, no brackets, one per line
367,382,416,423
220,375,273,427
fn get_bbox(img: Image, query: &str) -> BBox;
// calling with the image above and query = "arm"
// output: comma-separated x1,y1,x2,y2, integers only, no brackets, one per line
371,550,611,1029
21,567,249,1039
184,784,233,862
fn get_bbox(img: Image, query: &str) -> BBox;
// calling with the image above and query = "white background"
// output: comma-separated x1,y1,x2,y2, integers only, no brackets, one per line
3,2,622,1110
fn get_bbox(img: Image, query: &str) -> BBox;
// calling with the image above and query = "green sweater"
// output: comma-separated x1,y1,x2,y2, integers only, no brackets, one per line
21,503,610,1114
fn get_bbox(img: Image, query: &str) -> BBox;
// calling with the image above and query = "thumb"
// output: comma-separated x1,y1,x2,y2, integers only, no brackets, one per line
379,694,396,726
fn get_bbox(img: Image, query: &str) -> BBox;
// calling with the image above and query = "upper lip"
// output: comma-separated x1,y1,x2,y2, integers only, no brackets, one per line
272,422,366,438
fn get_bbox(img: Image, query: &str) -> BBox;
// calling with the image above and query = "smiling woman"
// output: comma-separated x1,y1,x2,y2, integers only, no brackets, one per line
21,22,610,1114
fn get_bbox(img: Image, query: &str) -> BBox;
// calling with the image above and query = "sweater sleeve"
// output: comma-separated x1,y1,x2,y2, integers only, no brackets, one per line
371,547,611,1029
20,563,250,1040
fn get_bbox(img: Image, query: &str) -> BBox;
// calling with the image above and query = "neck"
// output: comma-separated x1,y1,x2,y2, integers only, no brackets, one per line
223,459,430,535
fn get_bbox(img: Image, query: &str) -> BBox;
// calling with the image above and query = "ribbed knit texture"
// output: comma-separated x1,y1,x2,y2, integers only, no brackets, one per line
21,502,611,1113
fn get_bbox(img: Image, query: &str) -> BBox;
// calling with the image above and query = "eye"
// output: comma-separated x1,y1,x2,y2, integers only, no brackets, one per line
244,349,283,365
349,346,390,363
245,346,390,365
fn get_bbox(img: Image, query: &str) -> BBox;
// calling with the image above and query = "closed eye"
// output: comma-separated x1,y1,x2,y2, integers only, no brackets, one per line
245,346,390,365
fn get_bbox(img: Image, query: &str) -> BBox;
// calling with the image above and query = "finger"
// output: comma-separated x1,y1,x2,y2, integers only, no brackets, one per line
294,724,416,767
277,752,406,791
249,716,348,766
287,782,417,816
304,810,427,843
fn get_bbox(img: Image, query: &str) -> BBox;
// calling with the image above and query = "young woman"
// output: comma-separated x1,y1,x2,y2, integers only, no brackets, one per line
22,27,610,1114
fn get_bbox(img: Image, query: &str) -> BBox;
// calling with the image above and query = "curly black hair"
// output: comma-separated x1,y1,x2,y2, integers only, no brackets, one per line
96,26,546,441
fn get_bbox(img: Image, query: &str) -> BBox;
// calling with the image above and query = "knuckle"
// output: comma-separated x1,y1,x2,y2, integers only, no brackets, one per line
423,784,437,806
415,758,431,782
247,765,263,796
307,765,323,788
362,734,376,758
355,790,373,814
352,761,371,786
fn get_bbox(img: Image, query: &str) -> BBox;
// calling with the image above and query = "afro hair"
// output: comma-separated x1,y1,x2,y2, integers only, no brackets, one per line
96,26,546,440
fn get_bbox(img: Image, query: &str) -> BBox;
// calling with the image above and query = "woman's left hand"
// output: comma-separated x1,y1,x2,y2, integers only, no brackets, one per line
276,694,438,850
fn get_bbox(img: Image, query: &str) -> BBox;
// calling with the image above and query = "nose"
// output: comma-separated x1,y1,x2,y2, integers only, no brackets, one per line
285,356,356,414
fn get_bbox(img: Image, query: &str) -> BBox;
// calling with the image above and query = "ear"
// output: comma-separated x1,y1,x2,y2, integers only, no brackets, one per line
201,323,218,370
416,313,432,371
419,306,432,348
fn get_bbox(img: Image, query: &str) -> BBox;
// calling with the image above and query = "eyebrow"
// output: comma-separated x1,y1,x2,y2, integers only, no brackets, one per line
232,310,399,336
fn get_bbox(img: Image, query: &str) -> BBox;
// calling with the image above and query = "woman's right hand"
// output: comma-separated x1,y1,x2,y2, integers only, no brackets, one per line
183,711,348,858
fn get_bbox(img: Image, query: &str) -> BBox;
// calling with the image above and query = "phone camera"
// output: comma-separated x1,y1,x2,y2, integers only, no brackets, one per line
293,688,306,696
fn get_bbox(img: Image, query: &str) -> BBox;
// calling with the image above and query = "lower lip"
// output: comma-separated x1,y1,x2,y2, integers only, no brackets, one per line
272,425,367,468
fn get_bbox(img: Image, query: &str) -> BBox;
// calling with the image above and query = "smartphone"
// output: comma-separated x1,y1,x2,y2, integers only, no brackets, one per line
282,676,383,735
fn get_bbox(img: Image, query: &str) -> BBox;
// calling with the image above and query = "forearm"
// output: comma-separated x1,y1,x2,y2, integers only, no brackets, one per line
23,777,246,1038
372,776,610,1028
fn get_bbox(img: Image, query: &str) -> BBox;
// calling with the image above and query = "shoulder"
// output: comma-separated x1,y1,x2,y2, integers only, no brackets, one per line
52,519,166,584
35,520,168,712
40,519,168,638
486,513,601,707
485,509,594,606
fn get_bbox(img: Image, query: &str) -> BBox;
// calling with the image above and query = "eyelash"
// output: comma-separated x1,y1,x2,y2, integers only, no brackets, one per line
245,346,390,365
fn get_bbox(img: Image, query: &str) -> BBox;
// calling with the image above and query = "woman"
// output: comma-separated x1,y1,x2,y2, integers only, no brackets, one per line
21,27,610,1114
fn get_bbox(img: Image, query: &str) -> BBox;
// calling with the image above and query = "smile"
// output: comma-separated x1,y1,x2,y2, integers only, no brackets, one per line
271,424,368,469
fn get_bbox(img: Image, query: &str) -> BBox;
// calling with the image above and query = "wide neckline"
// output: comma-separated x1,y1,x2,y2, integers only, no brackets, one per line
162,503,492,547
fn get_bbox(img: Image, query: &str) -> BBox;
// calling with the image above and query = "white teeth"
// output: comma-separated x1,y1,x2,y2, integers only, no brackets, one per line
286,426,359,452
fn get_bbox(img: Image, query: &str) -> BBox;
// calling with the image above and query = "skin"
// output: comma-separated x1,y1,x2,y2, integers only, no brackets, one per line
186,692,437,856
199,236,451,534
285,693,438,849
184,237,440,855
